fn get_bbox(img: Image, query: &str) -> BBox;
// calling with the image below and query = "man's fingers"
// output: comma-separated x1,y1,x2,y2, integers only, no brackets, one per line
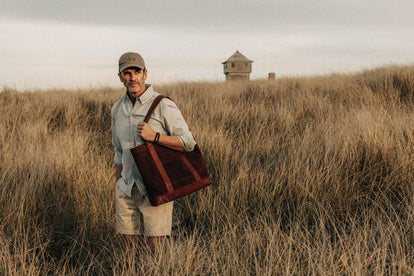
137,122,149,138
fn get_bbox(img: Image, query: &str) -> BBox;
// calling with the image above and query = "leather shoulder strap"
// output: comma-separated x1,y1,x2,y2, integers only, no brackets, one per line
144,95,170,123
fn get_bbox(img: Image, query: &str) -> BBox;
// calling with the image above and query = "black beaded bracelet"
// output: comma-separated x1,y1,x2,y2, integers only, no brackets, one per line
153,132,160,144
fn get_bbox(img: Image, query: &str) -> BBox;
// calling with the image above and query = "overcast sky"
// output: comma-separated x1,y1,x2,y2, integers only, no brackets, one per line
1,0,413,90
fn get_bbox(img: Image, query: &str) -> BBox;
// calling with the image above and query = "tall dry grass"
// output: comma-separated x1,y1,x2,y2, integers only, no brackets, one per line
1,65,414,274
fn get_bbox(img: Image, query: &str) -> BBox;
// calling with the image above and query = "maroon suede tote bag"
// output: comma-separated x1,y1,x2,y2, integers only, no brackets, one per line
130,95,212,206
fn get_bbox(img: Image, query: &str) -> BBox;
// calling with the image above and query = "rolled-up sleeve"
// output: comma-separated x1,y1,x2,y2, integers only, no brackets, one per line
162,99,196,152
177,133,196,152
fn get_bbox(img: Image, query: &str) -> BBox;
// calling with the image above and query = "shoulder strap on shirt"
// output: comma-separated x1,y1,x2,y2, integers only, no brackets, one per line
144,95,171,123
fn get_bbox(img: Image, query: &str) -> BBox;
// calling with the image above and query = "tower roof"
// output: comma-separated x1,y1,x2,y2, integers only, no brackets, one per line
222,50,253,64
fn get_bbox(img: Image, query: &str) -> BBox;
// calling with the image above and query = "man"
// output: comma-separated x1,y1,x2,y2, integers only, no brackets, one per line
111,52,196,253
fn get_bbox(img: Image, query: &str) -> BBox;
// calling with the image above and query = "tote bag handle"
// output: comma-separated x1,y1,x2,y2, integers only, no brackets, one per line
143,95,170,123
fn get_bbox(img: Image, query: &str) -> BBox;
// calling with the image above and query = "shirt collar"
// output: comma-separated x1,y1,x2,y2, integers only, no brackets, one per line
137,84,155,104
123,84,155,105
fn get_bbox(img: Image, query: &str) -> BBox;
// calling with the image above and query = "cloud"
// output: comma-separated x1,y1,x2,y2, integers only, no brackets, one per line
1,0,414,89
2,0,413,31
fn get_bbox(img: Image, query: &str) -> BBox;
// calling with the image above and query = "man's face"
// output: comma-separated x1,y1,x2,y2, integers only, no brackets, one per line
118,67,147,98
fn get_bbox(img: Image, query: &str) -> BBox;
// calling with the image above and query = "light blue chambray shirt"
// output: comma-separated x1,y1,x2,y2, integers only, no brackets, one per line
111,85,196,197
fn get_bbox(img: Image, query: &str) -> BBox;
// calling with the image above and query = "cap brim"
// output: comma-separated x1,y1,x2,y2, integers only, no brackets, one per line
119,63,145,72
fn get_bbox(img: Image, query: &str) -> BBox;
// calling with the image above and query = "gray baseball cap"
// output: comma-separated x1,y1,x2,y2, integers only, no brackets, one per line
118,52,145,72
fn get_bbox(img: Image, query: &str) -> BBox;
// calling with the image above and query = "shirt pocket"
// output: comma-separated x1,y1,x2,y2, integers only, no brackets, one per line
130,113,145,145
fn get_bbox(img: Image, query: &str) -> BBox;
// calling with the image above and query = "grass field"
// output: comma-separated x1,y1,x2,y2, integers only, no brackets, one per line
1,65,414,274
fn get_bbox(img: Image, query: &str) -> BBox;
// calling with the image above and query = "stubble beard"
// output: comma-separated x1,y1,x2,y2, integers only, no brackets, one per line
128,87,140,94
127,82,142,95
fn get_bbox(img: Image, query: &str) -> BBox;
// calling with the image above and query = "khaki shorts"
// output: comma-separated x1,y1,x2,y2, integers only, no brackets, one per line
115,184,173,236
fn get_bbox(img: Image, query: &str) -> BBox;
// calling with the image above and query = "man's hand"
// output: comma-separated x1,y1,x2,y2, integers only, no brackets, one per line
137,122,184,151
137,122,156,141
115,165,122,182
